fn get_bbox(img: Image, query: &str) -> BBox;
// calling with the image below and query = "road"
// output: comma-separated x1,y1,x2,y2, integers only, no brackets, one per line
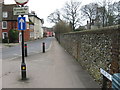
2,37,52,60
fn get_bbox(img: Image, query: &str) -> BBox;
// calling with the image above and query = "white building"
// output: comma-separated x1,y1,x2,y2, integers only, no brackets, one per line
29,12,44,40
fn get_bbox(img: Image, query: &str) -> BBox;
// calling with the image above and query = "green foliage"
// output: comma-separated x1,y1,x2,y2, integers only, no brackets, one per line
9,29,19,43
54,21,72,34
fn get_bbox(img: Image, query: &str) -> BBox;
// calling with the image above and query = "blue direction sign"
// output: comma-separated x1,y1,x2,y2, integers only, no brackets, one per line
18,17,26,30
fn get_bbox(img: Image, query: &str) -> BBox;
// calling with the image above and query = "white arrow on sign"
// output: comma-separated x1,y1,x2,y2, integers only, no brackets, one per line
19,18,25,29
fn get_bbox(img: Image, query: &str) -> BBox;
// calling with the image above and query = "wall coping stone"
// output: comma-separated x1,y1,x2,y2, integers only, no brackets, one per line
64,25,120,35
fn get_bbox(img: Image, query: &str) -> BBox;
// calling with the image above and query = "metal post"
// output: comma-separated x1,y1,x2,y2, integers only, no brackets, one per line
24,44,27,57
21,5,26,80
43,42,45,53
102,76,108,90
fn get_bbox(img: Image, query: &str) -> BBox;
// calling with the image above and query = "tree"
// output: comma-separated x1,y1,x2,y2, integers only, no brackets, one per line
9,29,19,43
113,1,120,24
47,9,62,24
62,0,81,31
96,0,115,26
81,3,98,29
54,20,72,34
54,21,72,42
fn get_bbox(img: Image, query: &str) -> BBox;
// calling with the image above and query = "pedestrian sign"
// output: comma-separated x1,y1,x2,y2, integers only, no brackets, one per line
18,17,26,30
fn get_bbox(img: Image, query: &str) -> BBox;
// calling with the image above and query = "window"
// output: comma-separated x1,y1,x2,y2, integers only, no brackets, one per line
3,12,8,18
2,32,8,39
2,21,7,29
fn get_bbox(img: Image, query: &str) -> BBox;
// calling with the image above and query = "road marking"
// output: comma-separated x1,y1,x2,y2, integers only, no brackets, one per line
4,55,22,61
9,57,19,61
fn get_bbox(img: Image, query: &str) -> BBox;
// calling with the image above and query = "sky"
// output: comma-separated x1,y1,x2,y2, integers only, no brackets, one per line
4,0,119,27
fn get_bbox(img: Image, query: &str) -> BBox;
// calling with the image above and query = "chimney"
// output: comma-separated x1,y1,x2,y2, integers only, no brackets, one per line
31,11,35,15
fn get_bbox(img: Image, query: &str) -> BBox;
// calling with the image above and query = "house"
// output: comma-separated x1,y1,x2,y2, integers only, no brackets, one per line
0,0,3,39
2,4,18,43
43,27,54,37
85,19,102,30
29,11,44,40
2,4,31,43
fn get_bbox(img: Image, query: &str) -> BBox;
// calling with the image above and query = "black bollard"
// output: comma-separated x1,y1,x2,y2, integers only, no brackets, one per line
43,42,45,53
21,62,26,80
24,44,27,57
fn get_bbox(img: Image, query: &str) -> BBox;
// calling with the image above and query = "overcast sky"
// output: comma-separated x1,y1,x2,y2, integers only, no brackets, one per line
4,0,119,27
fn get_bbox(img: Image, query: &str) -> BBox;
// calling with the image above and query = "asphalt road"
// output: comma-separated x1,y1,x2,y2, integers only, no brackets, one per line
2,37,53,60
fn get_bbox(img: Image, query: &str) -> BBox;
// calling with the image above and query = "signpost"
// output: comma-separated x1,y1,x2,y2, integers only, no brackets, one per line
14,0,29,80
13,7,29,15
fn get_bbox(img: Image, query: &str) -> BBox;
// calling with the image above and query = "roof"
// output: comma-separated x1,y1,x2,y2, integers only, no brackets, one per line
29,14,44,24
43,27,53,31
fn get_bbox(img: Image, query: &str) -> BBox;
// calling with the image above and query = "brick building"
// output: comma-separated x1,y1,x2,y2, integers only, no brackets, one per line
2,4,18,42
2,4,31,43
0,0,3,39
43,27,54,37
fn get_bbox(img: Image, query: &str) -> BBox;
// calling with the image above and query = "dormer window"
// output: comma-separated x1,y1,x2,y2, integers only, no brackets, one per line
3,12,8,18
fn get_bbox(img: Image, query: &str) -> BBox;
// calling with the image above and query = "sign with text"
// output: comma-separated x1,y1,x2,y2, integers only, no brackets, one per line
100,68,112,81
18,17,26,30
13,7,29,15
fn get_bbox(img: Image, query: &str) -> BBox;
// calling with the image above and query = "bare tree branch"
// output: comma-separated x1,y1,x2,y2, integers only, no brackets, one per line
62,0,81,30
47,9,62,24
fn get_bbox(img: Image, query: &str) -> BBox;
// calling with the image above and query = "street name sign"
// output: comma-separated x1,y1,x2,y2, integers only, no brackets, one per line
18,17,26,30
100,68,112,81
13,7,29,15
15,0,29,5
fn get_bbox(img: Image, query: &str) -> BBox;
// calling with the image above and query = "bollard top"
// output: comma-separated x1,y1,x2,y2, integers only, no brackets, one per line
24,44,27,47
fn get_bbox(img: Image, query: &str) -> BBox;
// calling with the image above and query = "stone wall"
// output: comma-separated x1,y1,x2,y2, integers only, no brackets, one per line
57,25,120,85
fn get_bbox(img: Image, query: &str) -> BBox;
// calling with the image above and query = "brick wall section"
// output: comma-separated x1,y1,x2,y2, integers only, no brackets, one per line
24,29,30,42
2,21,17,32
19,30,30,42
58,25,120,85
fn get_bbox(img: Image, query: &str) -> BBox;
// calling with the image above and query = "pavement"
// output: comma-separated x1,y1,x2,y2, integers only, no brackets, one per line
2,38,101,88
0,43,19,49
